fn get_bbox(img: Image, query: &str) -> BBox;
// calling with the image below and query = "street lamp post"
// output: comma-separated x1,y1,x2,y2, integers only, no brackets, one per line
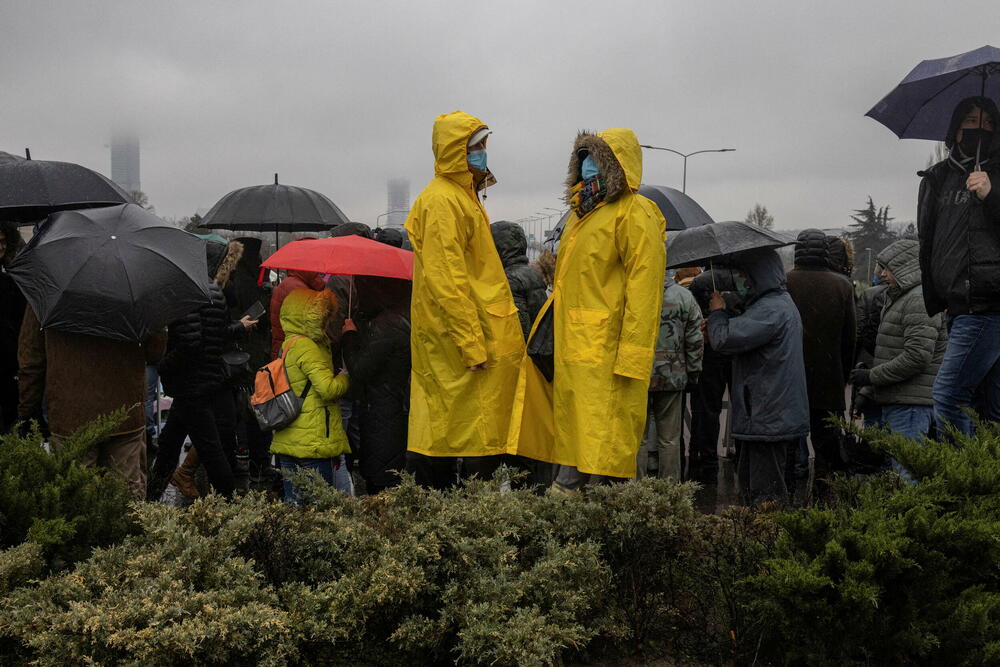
376,209,410,228
639,145,735,193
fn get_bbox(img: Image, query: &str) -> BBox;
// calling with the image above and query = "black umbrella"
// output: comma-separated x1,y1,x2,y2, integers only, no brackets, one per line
7,204,213,342
0,150,133,222
201,174,349,247
637,184,715,231
666,221,794,269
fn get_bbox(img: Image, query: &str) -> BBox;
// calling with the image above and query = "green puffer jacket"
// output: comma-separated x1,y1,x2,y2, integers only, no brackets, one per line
868,240,947,406
270,288,351,459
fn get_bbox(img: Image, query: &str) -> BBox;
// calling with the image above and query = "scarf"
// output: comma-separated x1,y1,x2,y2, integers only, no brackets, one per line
568,175,606,215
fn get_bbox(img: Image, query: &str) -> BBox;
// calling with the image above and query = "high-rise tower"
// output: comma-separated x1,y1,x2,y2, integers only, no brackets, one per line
386,178,410,228
110,131,140,195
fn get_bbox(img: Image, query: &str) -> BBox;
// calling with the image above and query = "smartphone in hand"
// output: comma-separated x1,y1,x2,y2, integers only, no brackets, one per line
243,301,265,321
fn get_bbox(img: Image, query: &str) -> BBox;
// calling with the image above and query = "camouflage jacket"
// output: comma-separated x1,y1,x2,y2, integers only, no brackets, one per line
649,277,704,392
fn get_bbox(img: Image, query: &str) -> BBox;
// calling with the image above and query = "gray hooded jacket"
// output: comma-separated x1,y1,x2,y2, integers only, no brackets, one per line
866,240,947,406
706,249,809,441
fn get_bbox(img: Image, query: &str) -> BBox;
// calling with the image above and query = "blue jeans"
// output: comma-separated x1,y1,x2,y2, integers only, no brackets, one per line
278,454,353,504
933,314,1000,435
880,404,933,483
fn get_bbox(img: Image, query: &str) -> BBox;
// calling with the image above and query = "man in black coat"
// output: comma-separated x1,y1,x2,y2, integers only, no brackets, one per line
342,277,411,494
490,221,548,340
918,97,1000,435
785,229,856,479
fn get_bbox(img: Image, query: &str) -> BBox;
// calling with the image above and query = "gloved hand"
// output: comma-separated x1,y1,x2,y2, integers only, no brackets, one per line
852,391,871,417
850,367,872,387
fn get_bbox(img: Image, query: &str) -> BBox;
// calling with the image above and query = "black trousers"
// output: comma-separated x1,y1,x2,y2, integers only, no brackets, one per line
154,390,237,496
405,452,459,490
0,375,17,434
735,438,791,505
690,352,731,461
810,409,844,477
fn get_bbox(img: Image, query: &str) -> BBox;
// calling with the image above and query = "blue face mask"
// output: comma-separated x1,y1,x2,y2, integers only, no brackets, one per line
581,155,600,180
468,149,488,172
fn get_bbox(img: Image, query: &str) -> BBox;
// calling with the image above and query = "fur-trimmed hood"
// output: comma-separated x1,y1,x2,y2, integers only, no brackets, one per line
207,240,244,288
564,128,643,204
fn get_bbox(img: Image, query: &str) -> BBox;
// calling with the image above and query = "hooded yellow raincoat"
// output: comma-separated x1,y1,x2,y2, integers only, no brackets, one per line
406,111,525,457
509,128,666,478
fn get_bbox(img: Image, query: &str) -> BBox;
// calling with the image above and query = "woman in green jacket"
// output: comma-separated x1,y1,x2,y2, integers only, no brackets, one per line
270,288,351,501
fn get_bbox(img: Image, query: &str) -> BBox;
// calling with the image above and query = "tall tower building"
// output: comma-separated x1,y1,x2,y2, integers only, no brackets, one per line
110,131,140,195
386,178,410,228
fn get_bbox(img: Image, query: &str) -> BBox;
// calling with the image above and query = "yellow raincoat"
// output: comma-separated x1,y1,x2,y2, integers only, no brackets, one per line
406,111,525,457
509,128,666,478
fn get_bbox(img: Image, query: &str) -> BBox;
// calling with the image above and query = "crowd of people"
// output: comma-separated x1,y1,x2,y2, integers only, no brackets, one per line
1,96,998,506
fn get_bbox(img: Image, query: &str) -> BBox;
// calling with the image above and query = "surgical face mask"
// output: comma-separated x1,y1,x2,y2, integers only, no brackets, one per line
468,149,488,172
959,128,994,159
581,155,600,180
732,270,751,296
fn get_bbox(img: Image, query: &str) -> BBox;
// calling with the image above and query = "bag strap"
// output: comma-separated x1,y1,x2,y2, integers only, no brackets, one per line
281,335,312,399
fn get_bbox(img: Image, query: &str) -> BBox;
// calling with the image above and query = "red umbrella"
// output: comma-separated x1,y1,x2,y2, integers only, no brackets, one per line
261,234,413,280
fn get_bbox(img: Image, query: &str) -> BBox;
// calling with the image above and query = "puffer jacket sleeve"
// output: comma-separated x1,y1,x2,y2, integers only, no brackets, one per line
684,295,704,378
612,200,667,379
296,338,350,402
507,269,532,339
707,307,775,354
417,195,487,367
869,301,939,387
841,285,857,379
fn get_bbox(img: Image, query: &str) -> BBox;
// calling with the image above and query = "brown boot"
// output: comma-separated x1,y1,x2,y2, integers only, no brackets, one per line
171,447,202,499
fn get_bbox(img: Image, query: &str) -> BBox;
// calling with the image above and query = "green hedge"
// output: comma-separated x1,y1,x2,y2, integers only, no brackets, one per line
1,420,998,665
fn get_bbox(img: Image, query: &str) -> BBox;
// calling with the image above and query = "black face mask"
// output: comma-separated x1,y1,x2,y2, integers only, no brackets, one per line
958,128,994,159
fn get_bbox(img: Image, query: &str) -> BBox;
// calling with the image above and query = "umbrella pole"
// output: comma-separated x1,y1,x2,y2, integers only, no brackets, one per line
710,259,717,293
275,229,279,251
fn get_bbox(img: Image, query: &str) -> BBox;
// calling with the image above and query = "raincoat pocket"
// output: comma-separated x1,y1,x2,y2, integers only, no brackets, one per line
483,300,522,360
563,307,612,366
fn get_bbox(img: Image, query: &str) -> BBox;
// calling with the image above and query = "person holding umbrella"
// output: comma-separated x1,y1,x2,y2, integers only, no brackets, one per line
918,98,1000,434
405,111,524,488
0,221,25,433
705,248,809,505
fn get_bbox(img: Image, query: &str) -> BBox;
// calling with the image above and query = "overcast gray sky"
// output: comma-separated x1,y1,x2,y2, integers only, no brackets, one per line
2,0,997,232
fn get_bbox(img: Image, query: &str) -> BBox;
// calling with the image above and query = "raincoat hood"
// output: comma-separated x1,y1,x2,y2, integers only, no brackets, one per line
491,221,529,267
793,229,830,268
564,128,642,203
876,238,921,295
945,96,1000,155
432,110,490,190
279,288,336,346
738,248,787,303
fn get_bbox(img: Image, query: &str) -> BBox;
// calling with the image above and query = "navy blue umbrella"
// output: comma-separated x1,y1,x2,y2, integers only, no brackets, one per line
866,45,1000,141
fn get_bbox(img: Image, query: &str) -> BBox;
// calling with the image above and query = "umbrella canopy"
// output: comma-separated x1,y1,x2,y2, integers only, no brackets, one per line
262,234,413,280
201,174,350,233
637,184,715,231
7,204,213,342
0,151,132,222
666,221,794,269
866,45,1000,141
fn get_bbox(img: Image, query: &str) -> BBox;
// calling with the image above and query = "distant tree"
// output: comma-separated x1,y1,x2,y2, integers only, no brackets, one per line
183,214,205,233
745,203,774,230
129,190,154,213
901,222,917,240
847,197,897,281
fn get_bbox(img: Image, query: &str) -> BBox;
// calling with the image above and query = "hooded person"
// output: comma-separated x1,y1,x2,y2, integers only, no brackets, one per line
404,110,525,488
850,240,947,482
270,288,352,502
508,128,666,489
491,221,548,340
270,242,327,359
706,248,809,504
374,227,405,248
151,240,251,500
785,228,856,479
917,96,1000,435
826,235,854,278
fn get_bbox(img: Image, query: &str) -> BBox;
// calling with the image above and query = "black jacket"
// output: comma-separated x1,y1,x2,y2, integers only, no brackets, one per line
918,97,1000,316
490,221,548,339
0,269,25,378
342,307,411,489
856,283,889,365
